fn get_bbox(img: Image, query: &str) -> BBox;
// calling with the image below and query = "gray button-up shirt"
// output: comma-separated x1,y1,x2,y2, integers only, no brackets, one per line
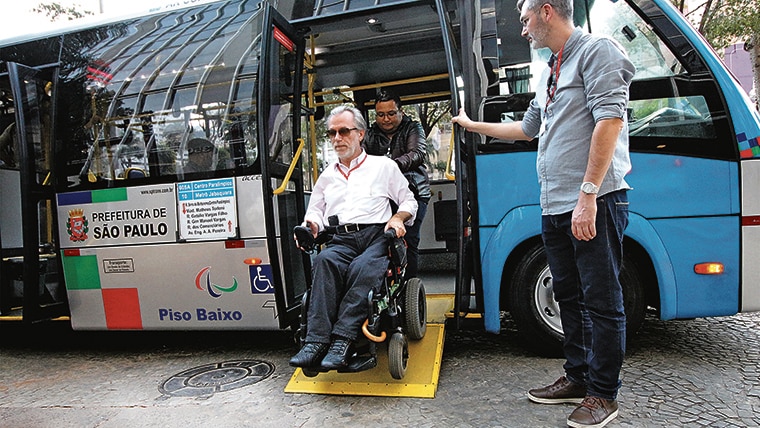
522,28,636,215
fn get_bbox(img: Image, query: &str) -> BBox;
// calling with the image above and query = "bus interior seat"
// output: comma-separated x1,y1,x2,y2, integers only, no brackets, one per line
125,167,147,179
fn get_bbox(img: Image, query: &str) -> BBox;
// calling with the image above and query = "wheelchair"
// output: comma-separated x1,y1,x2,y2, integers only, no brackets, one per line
293,225,427,380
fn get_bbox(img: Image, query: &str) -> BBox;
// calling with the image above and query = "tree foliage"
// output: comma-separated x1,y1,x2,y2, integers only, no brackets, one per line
33,2,94,21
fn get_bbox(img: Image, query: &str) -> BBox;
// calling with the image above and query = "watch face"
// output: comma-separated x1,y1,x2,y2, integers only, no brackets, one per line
581,182,598,194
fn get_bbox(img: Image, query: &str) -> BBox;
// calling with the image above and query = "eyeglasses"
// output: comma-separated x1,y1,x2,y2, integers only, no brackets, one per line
375,110,399,119
326,127,358,139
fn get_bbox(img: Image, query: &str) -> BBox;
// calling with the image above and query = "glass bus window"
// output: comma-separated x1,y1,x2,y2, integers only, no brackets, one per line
317,1,346,15
149,40,205,90
512,0,686,96
587,0,683,79
227,78,258,169
140,92,168,116
628,95,716,139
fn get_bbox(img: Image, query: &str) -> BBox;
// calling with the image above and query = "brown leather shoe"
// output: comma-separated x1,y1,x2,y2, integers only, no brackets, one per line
567,396,619,428
527,376,586,404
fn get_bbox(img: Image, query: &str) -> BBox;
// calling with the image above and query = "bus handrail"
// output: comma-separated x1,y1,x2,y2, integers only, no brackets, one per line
273,138,306,195
445,129,455,180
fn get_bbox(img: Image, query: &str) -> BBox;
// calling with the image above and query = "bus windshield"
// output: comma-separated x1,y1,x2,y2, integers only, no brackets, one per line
61,0,267,186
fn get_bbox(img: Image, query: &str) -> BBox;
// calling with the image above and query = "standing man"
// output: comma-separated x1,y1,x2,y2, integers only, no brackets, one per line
452,0,635,426
363,90,431,279
289,105,417,370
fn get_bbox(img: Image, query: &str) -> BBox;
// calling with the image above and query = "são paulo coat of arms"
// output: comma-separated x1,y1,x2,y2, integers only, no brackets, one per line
67,209,89,241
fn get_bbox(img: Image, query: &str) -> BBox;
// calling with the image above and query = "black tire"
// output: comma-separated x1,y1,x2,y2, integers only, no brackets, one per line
388,332,408,380
508,244,646,356
302,368,319,378
403,277,427,340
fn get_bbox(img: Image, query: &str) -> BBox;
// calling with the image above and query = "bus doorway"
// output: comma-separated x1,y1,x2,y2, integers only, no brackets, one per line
0,62,67,322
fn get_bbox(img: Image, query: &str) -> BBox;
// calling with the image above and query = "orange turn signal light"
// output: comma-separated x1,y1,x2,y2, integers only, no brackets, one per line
694,262,724,275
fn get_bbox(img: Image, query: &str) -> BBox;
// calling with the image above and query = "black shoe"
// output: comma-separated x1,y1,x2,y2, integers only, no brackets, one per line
527,376,587,404
321,338,353,370
289,342,329,368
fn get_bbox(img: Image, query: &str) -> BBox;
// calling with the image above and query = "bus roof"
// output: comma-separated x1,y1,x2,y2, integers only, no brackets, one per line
0,0,225,48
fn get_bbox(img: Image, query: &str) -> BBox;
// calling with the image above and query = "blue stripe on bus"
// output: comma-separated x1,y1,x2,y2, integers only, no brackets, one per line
58,191,92,206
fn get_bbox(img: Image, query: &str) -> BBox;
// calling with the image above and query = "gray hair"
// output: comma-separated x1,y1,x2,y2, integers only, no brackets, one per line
327,105,367,131
517,0,574,22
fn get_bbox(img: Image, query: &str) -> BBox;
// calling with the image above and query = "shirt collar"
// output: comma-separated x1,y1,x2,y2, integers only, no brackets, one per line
335,149,367,171
557,27,584,60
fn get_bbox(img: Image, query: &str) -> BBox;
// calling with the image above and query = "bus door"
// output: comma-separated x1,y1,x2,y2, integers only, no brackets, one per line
257,9,307,329
0,62,66,321
434,0,484,329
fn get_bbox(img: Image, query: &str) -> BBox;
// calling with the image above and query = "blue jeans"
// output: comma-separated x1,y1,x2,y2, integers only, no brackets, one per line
541,190,629,400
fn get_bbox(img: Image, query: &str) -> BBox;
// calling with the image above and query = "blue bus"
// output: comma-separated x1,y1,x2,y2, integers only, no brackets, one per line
0,0,758,355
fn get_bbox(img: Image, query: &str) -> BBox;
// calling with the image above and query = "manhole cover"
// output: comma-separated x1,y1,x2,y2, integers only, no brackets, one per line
159,360,275,398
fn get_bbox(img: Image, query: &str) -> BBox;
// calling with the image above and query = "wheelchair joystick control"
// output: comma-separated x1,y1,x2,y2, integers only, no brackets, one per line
294,225,316,252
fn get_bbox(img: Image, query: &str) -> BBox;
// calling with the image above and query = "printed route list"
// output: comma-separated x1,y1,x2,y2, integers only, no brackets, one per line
178,179,237,240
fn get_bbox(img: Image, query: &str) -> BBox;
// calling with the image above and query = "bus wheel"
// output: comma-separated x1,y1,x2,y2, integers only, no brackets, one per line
508,244,647,356
508,244,563,356
403,277,427,340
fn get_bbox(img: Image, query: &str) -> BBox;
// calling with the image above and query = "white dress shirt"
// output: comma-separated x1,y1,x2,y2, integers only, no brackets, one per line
304,150,418,231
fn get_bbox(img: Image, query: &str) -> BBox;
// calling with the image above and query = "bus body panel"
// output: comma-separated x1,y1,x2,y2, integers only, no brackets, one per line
649,216,740,317
479,205,543,334
475,151,540,228
476,149,742,330
62,240,280,330
626,155,739,218
56,175,288,330
478,209,682,332
740,159,760,312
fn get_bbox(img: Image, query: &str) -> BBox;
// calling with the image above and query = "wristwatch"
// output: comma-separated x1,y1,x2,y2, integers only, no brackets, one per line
580,181,599,195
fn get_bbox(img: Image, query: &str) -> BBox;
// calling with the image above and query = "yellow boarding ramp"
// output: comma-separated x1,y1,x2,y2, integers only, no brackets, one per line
284,294,453,399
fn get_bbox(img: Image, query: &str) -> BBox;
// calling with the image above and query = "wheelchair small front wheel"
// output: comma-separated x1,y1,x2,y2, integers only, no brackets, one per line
301,368,320,378
388,332,408,380
403,277,427,340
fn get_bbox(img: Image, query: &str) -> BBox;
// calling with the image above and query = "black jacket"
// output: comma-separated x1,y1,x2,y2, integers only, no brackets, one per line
363,115,431,201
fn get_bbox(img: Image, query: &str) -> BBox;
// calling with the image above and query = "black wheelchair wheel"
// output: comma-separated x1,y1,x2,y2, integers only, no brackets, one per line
388,332,408,380
403,277,427,340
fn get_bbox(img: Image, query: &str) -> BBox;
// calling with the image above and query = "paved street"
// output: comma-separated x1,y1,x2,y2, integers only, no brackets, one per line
2,307,759,427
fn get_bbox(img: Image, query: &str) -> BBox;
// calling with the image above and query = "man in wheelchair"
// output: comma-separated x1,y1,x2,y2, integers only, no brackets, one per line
289,105,418,371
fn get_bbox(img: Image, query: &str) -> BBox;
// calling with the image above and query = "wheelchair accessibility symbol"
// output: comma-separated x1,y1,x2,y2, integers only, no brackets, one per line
249,264,274,294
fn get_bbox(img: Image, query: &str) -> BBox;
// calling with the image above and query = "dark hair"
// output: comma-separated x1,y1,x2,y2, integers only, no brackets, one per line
375,90,402,110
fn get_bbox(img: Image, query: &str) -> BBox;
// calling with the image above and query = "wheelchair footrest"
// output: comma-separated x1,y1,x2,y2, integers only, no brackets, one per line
300,354,378,377
338,355,377,373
